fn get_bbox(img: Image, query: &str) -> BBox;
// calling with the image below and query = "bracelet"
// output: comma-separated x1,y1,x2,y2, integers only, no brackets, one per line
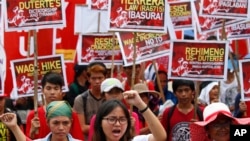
139,106,149,113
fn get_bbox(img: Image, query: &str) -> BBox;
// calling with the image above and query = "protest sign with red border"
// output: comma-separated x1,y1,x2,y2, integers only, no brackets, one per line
0,46,6,96
80,33,123,65
108,0,168,33
196,16,243,33
10,55,68,97
89,0,108,10
5,0,66,31
200,0,250,19
168,40,229,81
116,32,170,66
220,21,250,40
239,59,250,101
169,0,194,30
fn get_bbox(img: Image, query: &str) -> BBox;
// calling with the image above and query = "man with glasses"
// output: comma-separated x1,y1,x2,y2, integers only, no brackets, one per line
160,79,204,141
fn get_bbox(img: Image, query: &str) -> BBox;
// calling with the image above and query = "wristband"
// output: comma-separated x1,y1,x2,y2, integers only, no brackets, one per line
139,106,148,113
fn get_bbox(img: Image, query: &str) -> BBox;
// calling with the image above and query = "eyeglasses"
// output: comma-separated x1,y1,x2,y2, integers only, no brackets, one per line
103,117,127,125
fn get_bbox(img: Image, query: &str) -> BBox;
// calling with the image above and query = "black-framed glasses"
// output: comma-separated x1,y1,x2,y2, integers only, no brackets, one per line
103,117,127,125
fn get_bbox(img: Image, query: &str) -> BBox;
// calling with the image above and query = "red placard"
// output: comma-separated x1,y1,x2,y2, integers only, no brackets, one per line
5,0,66,31
169,40,229,81
10,55,68,97
80,34,123,65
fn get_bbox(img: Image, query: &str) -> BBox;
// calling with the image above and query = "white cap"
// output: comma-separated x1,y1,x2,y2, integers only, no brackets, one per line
101,78,124,93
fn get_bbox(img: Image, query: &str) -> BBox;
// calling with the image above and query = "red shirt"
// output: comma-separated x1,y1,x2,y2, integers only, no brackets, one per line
25,106,84,140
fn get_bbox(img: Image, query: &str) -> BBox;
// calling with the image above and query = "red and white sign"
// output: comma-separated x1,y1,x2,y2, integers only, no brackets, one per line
89,0,108,10
169,0,194,30
239,59,250,101
117,32,171,66
10,55,68,97
108,0,168,33
200,0,250,19
5,0,66,31
80,33,123,65
168,40,229,81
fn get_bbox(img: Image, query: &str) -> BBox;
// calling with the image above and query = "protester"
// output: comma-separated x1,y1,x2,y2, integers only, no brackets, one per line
65,64,89,106
0,93,23,140
234,93,249,118
0,101,83,141
25,71,83,140
220,58,239,113
161,79,204,141
190,102,250,141
198,81,220,106
88,78,140,141
133,83,160,134
93,90,167,141
73,62,107,140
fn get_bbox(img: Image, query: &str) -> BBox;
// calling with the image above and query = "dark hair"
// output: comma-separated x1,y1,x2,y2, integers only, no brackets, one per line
206,35,217,40
74,64,87,80
172,79,195,93
87,62,107,77
41,71,64,88
93,100,132,141
154,70,168,92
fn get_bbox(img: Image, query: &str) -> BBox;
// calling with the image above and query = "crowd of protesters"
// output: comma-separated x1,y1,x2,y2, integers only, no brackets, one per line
1,55,250,141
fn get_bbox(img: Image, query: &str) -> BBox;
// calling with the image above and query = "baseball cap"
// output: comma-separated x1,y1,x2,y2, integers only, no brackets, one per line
101,78,124,93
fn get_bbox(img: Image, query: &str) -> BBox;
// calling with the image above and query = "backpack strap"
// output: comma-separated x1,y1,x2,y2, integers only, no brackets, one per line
81,91,89,123
167,105,176,135
196,107,203,120
166,105,203,134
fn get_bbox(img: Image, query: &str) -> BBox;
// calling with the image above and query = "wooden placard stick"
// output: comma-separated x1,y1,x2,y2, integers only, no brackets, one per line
152,60,165,102
130,32,137,114
111,32,116,78
33,29,38,117
193,81,200,120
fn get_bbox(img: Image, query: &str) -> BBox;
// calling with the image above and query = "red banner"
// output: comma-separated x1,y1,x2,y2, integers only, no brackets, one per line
169,40,229,81
200,0,250,19
108,0,167,33
117,32,170,66
5,0,66,31
10,55,68,97
80,34,123,65
239,59,250,101
90,0,108,10
169,0,193,30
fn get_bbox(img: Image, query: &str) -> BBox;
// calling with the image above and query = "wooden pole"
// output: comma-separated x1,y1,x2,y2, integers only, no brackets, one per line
111,32,116,78
152,60,165,102
130,32,137,114
33,29,38,115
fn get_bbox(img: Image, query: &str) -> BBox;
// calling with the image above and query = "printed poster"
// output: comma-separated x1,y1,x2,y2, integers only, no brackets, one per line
5,0,66,31
169,0,194,30
200,0,250,19
117,32,171,66
10,55,68,97
108,0,168,33
89,0,108,10
168,40,229,81
0,46,6,96
239,59,250,101
80,33,123,65
222,21,250,40
196,16,243,33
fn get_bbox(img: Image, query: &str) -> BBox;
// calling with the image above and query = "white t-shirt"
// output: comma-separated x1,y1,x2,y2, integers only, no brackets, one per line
132,134,151,141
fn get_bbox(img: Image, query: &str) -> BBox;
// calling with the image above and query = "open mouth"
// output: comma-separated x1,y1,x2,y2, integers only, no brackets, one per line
112,129,122,136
